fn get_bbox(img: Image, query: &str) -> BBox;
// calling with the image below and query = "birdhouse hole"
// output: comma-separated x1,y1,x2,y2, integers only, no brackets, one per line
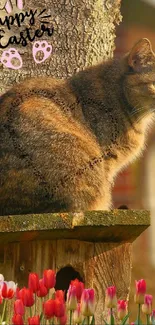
55,265,84,297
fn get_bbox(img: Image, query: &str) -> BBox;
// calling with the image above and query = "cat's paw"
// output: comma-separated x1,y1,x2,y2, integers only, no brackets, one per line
32,40,52,64
0,48,23,70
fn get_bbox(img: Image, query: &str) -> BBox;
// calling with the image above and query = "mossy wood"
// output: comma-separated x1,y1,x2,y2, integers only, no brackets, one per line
0,210,150,323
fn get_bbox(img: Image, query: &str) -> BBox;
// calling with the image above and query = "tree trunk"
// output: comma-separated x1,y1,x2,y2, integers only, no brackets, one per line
0,0,122,95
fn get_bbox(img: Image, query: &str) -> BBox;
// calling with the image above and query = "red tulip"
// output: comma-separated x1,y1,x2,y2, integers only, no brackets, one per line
37,279,48,297
134,279,146,304
18,287,34,307
55,290,65,302
70,279,84,301
12,314,24,325
59,314,67,325
28,273,39,293
43,270,56,289
28,315,40,325
0,295,3,304
54,298,65,317
43,299,55,319
16,287,20,299
14,299,25,316
2,281,17,299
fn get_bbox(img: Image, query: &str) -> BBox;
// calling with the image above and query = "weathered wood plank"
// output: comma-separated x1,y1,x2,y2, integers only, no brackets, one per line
0,210,150,243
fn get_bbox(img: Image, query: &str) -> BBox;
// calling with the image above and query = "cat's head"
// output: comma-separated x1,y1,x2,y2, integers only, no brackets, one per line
123,38,155,121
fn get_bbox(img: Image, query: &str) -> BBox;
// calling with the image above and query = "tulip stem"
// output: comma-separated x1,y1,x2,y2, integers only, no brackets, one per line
146,314,150,325
70,310,73,325
35,293,37,315
110,308,113,325
30,306,33,317
1,299,7,323
86,316,90,325
138,304,141,325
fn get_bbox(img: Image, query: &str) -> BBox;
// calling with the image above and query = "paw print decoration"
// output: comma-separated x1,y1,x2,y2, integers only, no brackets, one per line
0,48,23,70
32,41,52,64
0,41,52,69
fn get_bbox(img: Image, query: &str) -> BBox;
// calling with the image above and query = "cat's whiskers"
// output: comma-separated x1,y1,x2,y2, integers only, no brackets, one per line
136,110,154,123
131,106,147,117
124,85,141,94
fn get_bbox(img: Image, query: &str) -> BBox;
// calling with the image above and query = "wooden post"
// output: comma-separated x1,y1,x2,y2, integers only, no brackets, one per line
0,210,150,323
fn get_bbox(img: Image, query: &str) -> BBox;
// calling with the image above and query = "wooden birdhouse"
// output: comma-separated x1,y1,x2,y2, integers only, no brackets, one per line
0,210,150,323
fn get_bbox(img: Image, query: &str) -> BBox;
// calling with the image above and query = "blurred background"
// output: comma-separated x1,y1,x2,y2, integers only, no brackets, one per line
113,0,155,318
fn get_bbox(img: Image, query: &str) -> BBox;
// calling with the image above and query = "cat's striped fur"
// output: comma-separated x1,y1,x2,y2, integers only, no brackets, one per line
0,38,155,215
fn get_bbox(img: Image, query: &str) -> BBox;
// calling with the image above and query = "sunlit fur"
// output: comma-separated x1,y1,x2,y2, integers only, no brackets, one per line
0,38,155,215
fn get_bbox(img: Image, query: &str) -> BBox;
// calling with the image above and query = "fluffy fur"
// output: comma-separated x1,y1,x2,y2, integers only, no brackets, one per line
0,38,155,215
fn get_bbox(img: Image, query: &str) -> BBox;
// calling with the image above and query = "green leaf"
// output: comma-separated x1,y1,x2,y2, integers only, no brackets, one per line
90,315,95,325
121,313,130,325
82,318,86,325
40,312,43,321
102,318,109,325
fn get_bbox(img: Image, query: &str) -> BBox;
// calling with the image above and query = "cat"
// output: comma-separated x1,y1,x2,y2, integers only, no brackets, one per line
0,38,155,215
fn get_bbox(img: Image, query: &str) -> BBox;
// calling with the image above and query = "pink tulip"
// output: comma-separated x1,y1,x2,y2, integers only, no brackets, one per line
73,303,83,324
117,300,128,320
81,289,95,316
134,279,146,304
152,310,155,318
150,310,155,323
142,294,153,315
105,286,117,308
66,285,77,311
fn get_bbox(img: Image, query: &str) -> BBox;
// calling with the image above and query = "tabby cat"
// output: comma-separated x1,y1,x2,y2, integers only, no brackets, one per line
0,38,155,215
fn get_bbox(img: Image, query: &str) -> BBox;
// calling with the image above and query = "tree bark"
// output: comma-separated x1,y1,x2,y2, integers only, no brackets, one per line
0,0,122,94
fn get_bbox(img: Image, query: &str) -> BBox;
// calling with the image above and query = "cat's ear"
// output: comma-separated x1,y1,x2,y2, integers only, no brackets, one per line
128,38,154,72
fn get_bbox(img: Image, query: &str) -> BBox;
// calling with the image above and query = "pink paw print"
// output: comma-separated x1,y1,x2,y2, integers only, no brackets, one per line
32,40,52,64
0,48,23,70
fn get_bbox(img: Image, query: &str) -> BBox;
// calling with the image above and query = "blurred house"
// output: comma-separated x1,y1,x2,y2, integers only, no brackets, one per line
113,0,155,266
